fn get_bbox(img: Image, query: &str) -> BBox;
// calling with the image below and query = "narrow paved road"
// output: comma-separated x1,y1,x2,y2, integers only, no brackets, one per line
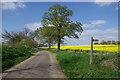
2,51,66,78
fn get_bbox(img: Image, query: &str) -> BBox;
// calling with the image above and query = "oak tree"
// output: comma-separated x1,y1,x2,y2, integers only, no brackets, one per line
41,4,83,50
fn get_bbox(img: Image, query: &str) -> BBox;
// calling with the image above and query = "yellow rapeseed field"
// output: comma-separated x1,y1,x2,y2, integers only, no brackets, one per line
40,45,119,52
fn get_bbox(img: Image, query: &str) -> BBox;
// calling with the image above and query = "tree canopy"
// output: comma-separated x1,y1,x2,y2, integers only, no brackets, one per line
35,26,57,48
41,4,83,50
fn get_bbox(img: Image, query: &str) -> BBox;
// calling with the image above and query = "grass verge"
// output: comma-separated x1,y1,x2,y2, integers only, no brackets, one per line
44,49,119,78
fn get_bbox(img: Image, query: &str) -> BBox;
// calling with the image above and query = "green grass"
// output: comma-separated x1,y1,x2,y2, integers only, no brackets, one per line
46,49,119,78
2,45,37,71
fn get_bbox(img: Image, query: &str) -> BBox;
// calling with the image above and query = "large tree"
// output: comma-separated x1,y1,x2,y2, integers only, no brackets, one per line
35,26,57,49
41,4,83,50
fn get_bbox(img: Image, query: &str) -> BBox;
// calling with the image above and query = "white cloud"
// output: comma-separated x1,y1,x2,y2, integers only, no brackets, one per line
64,34,118,45
64,36,90,45
95,36,118,41
2,0,22,2
1,2,25,10
82,29,102,36
95,2,112,7
81,27,118,36
83,20,106,27
2,0,119,2
65,29,118,45
94,0,118,2
94,0,118,7
25,22,54,31
25,22,43,31
91,20,106,25
64,27,118,45
104,27,118,34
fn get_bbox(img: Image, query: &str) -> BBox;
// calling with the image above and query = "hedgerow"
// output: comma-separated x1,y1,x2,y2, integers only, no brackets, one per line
2,45,37,71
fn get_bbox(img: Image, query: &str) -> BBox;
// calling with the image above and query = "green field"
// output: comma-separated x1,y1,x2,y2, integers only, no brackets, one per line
45,49,119,78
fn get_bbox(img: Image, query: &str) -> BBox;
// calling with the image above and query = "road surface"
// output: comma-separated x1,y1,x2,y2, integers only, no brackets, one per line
2,51,66,78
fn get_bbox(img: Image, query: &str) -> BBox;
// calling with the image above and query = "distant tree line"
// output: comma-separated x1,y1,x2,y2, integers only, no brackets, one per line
94,40,120,45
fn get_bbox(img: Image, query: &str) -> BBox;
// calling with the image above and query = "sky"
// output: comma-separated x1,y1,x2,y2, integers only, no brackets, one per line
1,1,119,45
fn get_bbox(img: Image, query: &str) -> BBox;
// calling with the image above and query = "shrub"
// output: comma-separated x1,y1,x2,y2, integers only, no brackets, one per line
2,45,37,71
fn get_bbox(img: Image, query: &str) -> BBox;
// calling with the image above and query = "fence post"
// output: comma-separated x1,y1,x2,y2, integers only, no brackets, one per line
90,36,93,64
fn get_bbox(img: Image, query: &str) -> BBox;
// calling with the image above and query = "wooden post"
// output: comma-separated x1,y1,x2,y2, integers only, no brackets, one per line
90,36,93,64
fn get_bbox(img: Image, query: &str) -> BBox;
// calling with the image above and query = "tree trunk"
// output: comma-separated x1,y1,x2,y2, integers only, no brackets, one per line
58,42,60,50
58,41,60,50
58,35,61,50
48,42,51,49
58,25,61,50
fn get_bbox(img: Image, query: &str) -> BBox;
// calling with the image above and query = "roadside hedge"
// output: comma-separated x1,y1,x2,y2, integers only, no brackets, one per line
2,45,37,71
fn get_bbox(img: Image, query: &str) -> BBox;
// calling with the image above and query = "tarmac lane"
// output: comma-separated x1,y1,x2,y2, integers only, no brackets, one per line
2,51,66,79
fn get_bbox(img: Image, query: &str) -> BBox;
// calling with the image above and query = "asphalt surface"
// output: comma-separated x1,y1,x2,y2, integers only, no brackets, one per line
2,51,66,78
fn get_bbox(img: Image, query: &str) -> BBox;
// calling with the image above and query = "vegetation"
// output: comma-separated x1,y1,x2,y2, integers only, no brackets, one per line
2,28,38,48
112,40,116,44
2,4,119,79
41,4,83,50
2,27,39,72
97,40,120,45
46,49,119,78
35,26,57,49
2,45,37,71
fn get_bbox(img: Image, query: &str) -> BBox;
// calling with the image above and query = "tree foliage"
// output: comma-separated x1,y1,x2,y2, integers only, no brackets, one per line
107,40,111,44
41,4,83,50
2,29,38,48
116,41,120,44
112,40,116,44
101,40,107,44
35,26,57,48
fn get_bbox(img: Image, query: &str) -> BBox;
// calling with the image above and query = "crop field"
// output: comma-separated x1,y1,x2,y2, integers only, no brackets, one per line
41,45,119,52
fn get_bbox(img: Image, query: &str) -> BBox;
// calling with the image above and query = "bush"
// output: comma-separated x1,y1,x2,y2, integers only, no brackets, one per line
2,59,14,71
2,45,37,71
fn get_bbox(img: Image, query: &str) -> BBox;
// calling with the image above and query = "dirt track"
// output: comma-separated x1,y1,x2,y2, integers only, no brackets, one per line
2,51,66,78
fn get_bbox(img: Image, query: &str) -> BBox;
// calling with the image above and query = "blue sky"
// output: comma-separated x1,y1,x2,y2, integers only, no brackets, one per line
2,2,118,45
